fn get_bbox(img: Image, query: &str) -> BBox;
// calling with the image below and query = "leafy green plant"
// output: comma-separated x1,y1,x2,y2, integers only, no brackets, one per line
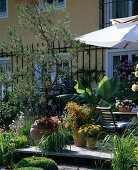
98,76,120,103
10,113,39,146
39,126,73,153
15,156,58,170
16,168,43,170
98,76,111,102
59,76,120,108
99,128,138,170
0,102,16,130
0,131,28,166
59,80,99,106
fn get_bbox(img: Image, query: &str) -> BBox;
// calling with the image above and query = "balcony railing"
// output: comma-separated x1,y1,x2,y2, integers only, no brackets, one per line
99,0,138,28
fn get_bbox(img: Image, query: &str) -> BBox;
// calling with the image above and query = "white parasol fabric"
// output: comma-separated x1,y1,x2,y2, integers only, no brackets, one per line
76,15,138,49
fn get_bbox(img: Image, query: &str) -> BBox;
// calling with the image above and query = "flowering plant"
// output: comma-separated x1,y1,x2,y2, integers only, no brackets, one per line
62,101,98,129
78,124,101,137
115,60,136,79
35,116,61,128
116,99,136,109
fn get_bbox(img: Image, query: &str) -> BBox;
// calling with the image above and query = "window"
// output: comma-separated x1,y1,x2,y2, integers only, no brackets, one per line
52,53,71,82
35,53,71,93
105,0,138,27
0,58,12,101
39,0,66,11
0,0,8,18
106,49,138,79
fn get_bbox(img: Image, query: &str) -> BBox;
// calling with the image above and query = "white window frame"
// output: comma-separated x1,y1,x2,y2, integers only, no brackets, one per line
106,49,138,79
0,0,8,18
0,57,12,101
106,0,133,27
39,0,66,11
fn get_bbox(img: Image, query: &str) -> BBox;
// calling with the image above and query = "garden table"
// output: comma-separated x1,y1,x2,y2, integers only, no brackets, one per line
113,112,138,121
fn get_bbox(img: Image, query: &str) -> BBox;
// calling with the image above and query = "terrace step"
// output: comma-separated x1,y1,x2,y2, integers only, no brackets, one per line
17,145,112,169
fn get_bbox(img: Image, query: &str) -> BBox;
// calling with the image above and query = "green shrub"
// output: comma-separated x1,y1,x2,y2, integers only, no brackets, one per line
15,156,58,170
0,132,28,166
16,167,43,170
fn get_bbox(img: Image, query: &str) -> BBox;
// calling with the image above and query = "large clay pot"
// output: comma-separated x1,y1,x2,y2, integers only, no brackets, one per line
86,137,97,149
30,123,57,143
72,128,86,147
119,107,132,112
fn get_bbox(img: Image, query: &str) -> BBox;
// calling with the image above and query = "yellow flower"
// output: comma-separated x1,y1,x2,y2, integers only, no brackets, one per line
135,71,138,77
132,84,138,91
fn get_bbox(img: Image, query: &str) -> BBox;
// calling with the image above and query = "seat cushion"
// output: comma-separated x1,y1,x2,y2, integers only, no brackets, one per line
103,121,131,130
116,121,131,129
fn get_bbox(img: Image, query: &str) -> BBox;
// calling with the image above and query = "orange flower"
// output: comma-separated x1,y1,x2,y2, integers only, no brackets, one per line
62,121,67,125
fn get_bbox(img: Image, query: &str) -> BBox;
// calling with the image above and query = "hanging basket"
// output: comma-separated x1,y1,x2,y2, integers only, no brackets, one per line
119,107,132,112
72,128,86,147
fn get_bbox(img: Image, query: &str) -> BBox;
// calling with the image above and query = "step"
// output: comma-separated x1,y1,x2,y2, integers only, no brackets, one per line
17,145,112,169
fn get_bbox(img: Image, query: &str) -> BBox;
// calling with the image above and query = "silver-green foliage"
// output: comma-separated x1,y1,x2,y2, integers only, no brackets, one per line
1,0,82,114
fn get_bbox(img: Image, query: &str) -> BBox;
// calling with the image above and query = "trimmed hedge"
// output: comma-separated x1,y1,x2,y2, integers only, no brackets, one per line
15,156,58,170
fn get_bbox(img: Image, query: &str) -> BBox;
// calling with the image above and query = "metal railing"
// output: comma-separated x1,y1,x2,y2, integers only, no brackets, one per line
99,0,138,28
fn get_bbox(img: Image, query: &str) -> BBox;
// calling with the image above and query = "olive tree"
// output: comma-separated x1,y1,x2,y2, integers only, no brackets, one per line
1,0,82,115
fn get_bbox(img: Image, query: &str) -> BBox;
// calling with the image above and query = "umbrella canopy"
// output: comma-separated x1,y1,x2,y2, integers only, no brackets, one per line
76,15,138,49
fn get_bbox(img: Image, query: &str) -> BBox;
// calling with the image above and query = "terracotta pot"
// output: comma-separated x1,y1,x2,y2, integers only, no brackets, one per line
72,128,86,147
119,107,132,112
30,123,57,143
86,137,97,149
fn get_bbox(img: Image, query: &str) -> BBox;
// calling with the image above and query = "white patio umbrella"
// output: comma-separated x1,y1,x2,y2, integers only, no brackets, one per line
76,15,138,49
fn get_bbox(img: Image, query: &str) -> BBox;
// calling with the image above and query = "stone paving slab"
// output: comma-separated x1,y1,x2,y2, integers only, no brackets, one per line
58,164,110,170
0,165,110,170
17,145,113,161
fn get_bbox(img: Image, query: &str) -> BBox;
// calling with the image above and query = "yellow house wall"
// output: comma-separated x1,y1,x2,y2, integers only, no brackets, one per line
0,0,99,45
0,0,105,87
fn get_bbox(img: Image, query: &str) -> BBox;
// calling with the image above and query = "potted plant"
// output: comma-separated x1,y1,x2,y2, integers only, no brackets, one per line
39,126,73,153
62,101,98,147
78,124,101,149
116,99,136,112
30,116,61,143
